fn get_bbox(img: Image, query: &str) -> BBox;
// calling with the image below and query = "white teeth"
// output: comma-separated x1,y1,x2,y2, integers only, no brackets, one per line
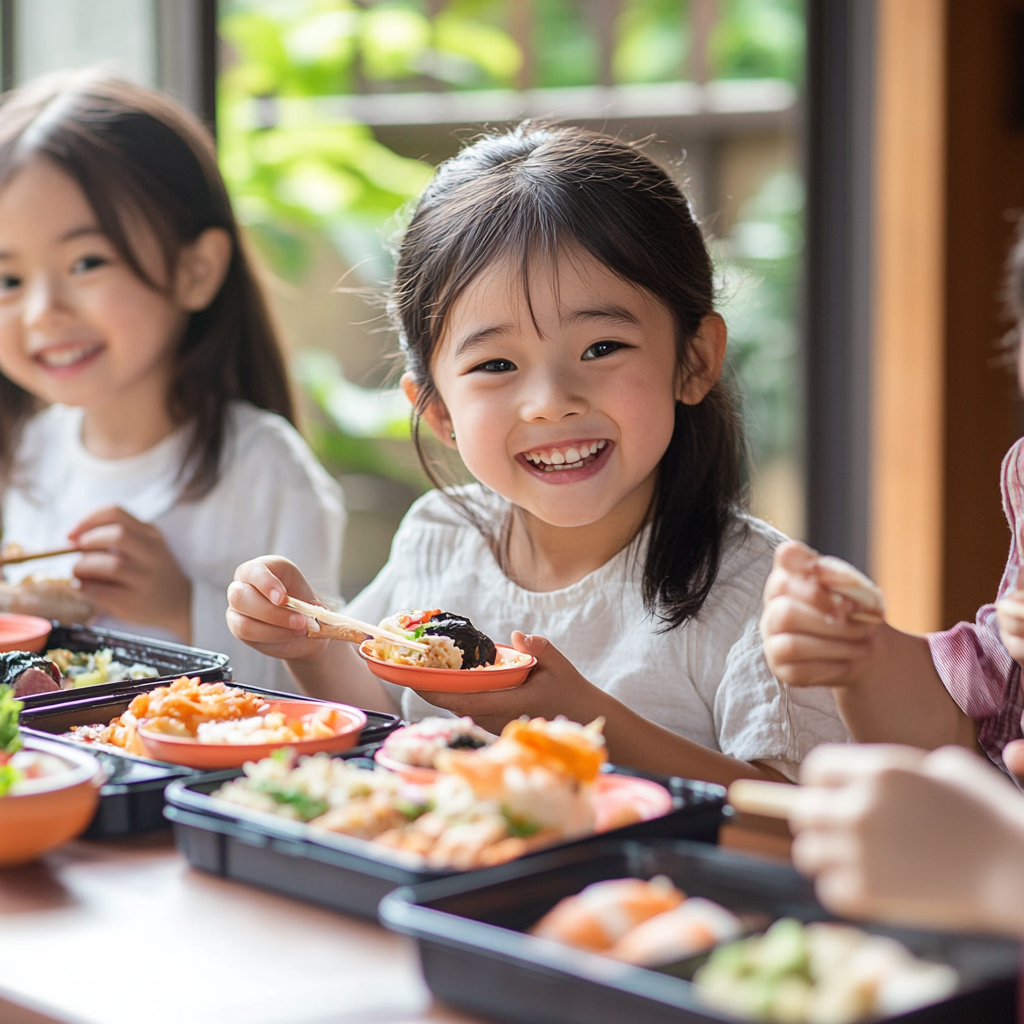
38,344,99,368
524,441,608,470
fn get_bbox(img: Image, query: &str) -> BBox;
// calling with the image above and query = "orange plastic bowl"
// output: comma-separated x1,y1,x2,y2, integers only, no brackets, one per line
0,612,52,653
358,642,536,693
0,737,104,868
135,699,368,770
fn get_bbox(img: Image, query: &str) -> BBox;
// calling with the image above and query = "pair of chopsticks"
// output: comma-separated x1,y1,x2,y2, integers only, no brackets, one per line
727,779,800,819
0,545,80,567
284,595,430,652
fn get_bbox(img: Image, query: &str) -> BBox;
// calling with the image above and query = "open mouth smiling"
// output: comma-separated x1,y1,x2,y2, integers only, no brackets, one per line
519,439,610,473
32,341,105,371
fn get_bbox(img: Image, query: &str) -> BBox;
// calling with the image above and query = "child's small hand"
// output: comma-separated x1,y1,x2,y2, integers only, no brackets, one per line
69,506,191,642
760,540,880,687
790,743,1024,935
226,556,331,663
995,589,1024,666
411,631,609,735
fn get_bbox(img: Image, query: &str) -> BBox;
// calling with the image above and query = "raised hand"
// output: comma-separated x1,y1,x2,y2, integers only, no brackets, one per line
69,505,191,641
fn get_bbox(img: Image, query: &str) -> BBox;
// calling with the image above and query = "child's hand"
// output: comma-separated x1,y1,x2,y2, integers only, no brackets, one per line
411,631,609,735
790,743,1024,936
760,540,880,688
69,506,191,642
995,589,1024,665
226,556,332,663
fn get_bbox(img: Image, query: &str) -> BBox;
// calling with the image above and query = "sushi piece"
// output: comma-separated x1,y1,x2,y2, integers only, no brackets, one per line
531,876,685,952
1,652,61,698
608,897,743,966
815,556,885,623
421,611,497,669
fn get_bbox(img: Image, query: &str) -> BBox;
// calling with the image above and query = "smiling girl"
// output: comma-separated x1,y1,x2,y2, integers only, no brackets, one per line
0,72,343,688
228,124,848,784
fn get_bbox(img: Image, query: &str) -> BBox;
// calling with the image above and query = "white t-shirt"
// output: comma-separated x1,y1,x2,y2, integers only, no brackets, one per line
2,402,344,691
347,487,849,780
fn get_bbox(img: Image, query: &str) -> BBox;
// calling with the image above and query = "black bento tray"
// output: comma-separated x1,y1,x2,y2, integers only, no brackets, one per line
16,622,231,706
163,765,726,921
379,838,1021,1024
19,683,401,839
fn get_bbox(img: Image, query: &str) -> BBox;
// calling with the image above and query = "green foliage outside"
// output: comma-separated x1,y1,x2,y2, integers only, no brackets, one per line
218,0,804,485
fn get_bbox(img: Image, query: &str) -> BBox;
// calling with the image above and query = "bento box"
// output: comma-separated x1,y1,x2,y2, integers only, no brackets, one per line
164,766,727,921
378,838,1020,1024
18,682,401,838
13,622,231,705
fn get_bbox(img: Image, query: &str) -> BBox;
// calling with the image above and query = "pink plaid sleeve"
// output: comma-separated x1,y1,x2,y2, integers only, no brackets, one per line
928,437,1024,769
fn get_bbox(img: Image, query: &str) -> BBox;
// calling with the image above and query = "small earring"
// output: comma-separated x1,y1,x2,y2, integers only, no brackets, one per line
450,431,456,441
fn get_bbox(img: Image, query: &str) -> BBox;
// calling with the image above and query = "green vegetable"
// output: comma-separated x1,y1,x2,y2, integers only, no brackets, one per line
0,684,23,757
0,762,21,797
502,808,541,838
254,780,328,821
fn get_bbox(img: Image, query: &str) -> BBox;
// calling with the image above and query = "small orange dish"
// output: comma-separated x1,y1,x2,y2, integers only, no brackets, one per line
0,737,104,868
359,642,536,693
0,613,52,653
136,699,368,770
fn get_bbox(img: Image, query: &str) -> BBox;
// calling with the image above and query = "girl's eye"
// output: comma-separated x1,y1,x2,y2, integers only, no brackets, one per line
70,255,108,274
472,358,517,373
0,274,22,293
582,340,628,360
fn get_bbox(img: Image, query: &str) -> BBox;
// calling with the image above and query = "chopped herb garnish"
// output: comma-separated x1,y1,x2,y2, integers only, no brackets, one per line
254,781,328,821
502,807,541,838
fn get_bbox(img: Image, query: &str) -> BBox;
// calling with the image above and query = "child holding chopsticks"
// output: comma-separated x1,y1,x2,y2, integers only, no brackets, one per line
228,123,851,786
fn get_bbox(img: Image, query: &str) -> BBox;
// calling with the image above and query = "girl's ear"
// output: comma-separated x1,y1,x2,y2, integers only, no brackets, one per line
400,372,457,448
175,227,233,312
677,312,727,405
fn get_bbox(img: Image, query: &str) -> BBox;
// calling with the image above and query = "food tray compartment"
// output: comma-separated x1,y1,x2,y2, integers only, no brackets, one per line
14,623,231,706
164,767,726,921
19,686,401,838
378,838,1020,1024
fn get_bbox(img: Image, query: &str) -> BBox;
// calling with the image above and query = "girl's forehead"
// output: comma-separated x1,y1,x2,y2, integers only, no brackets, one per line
446,248,658,324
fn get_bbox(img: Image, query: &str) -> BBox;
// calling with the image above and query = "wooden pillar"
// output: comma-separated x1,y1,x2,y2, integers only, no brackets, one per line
941,0,1024,627
870,0,948,632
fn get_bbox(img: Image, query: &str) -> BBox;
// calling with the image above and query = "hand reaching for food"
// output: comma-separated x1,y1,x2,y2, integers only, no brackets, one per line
68,505,191,642
760,540,885,689
789,743,1024,936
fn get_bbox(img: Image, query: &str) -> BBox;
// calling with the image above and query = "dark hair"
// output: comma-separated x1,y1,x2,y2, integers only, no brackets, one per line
392,123,746,629
0,70,294,500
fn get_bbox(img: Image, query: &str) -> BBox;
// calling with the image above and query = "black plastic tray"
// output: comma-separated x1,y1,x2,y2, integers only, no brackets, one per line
19,684,401,839
15,622,231,706
379,838,1021,1024
164,766,726,921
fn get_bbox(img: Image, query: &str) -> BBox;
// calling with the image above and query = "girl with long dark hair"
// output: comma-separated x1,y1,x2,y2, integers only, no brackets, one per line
229,123,847,783
0,71,343,688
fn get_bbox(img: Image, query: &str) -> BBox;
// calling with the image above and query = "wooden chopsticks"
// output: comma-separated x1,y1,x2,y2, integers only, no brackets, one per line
284,595,430,652
0,545,80,567
727,779,801,820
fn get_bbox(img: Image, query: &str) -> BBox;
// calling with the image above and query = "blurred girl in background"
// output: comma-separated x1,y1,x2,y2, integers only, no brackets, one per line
0,71,343,688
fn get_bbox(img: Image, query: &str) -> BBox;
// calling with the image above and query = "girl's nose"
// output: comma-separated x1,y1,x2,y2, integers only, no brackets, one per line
519,366,589,421
23,273,65,329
